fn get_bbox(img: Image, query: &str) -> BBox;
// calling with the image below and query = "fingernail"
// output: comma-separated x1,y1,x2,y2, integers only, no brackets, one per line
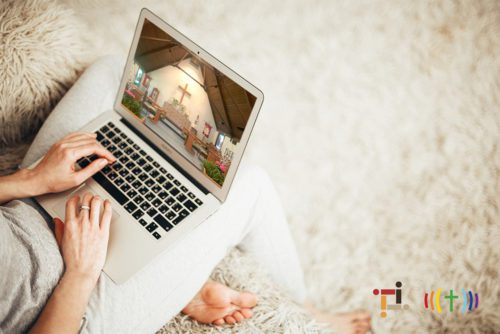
99,159,108,166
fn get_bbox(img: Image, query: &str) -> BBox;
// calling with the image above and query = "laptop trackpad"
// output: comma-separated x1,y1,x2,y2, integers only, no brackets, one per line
52,184,120,222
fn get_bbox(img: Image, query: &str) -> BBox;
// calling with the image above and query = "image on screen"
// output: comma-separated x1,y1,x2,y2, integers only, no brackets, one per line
121,19,256,188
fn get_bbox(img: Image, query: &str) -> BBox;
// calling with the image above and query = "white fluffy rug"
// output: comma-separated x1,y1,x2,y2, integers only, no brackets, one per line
13,0,500,332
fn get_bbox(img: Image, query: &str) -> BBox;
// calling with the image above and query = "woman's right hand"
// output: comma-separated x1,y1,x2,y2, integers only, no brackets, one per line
31,132,116,195
53,193,113,286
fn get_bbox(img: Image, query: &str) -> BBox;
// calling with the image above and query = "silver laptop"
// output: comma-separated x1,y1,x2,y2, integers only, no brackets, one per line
34,8,263,284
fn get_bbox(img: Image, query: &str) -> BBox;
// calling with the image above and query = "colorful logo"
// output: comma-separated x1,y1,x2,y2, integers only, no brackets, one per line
372,281,409,318
424,289,479,313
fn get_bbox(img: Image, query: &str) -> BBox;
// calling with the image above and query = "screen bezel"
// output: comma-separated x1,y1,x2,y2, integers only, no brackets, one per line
114,8,264,202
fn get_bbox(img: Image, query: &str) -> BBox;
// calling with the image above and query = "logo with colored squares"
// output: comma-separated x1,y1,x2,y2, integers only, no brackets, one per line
372,281,409,318
424,289,479,313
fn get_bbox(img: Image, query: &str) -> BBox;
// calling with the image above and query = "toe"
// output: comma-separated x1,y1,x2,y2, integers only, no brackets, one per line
232,311,245,322
224,315,237,325
357,318,371,331
352,310,371,320
241,308,253,319
213,318,225,326
233,291,258,308
353,317,371,325
355,321,370,334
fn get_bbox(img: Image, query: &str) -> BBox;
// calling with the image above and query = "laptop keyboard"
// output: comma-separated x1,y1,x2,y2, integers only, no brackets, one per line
77,121,203,240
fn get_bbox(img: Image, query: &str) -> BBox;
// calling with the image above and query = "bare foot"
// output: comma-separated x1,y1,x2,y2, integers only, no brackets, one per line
306,303,371,334
182,280,258,325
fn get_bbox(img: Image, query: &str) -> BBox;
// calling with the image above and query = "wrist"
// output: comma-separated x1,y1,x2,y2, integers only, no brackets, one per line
17,168,46,197
0,168,44,204
61,270,98,296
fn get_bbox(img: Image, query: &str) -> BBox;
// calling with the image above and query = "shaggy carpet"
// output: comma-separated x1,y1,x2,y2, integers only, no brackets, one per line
1,0,499,332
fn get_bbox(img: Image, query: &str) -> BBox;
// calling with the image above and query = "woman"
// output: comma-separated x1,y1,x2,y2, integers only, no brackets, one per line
0,57,371,333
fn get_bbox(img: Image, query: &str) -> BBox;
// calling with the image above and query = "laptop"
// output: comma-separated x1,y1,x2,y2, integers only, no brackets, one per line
33,8,263,284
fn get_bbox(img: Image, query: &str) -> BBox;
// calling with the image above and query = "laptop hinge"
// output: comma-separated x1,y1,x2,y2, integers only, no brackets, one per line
120,118,209,195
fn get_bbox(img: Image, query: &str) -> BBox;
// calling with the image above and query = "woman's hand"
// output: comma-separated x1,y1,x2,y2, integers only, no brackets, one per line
30,193,113,334
31,132,116,195
53,193,113,285
0,132,115,204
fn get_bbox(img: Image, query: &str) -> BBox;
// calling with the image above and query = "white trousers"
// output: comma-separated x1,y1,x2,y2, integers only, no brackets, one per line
22,56,306,333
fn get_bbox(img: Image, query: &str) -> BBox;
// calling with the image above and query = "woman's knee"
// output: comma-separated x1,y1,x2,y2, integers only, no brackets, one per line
237,164,277,196
76,55,124,90
20,56,124,168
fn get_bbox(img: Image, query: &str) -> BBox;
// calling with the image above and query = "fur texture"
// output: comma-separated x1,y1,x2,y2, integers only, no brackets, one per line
1,0,499,332
0,0,86,151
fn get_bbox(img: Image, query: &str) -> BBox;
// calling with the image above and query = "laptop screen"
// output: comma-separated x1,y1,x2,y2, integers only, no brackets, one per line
119,18,256,188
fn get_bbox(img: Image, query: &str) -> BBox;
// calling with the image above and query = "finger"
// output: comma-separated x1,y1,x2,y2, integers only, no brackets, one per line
70,142,115,162
61,135,98,147
74,158,108,184
65,195,79,221
56,133,96,148
62,138,100,148
53,218,64,248
232,311,244,322
89,195,102,226
79,193,93,221
224,315,236,325
100,200,113,235
62,132,97,142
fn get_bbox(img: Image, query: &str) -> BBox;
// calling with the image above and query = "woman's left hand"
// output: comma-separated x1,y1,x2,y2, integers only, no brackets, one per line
29,193,113,334
53,193,113,285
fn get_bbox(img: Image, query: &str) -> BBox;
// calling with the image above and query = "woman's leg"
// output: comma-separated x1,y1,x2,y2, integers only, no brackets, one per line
82,164,306,333
21,55,123,168
22,56,306,333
